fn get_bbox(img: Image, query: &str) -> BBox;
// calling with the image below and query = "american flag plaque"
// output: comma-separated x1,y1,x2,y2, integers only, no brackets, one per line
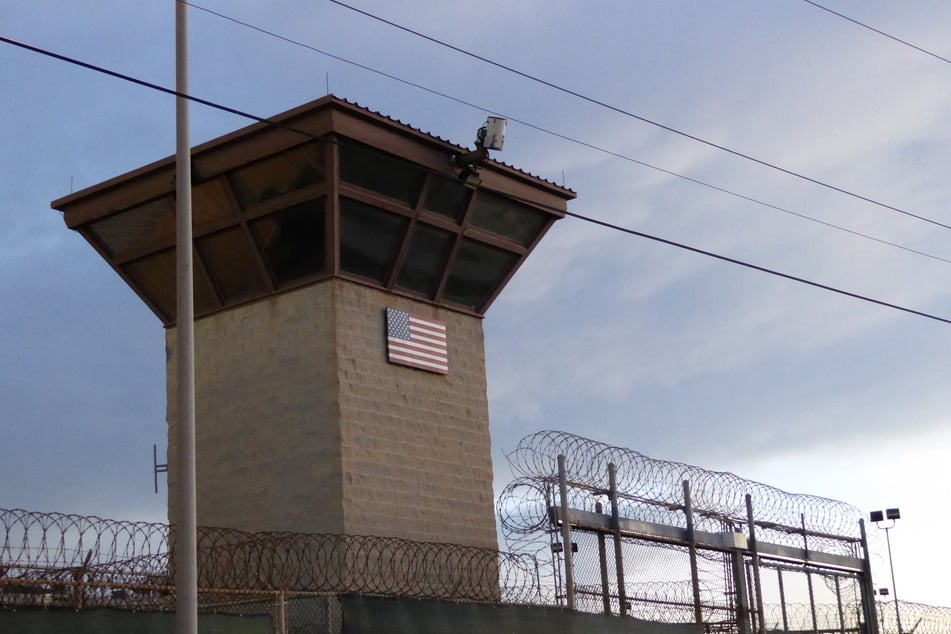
385,308,448,374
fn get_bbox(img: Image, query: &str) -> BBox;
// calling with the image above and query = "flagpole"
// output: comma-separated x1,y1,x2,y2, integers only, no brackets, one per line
174,1,198,633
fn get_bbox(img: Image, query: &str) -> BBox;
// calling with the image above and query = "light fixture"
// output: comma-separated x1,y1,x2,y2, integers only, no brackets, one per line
870,507,903,633
480,116,506,151
452,117,508,186
551,542,578,554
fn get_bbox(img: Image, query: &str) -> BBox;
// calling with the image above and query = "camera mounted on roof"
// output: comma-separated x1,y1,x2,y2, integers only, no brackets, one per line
453,117,506,188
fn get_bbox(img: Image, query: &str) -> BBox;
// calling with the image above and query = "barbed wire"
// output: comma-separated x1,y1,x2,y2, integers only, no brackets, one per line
496,430,882,625
498,429,867,569
503,430,862,537
877,600,951,634
2,505,949,632
0,507,538,606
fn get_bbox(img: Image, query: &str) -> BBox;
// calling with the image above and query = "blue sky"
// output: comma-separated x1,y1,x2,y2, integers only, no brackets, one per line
2,1,949,605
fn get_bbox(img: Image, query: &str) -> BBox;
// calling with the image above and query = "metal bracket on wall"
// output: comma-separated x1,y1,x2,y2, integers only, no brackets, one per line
153,444,168,495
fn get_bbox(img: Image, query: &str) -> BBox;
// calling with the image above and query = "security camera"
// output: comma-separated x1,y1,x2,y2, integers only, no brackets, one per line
480,117,506,151
452,116,507,187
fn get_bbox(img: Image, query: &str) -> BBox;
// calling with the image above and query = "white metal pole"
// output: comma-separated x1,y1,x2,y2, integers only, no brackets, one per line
557,454,575,610
174,2,198,633
885,527,903,634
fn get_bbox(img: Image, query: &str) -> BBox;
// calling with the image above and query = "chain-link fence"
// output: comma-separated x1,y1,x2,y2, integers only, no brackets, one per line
497,431,950,634
4,430,951,633
0,505,539,634
0,507,538,606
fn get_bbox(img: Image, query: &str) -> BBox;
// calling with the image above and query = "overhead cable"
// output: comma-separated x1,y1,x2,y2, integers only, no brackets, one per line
801,0,951,65
563,209,951,325
0,35,318,141
1,33,948,326
182,1,951,266
328,0,951,232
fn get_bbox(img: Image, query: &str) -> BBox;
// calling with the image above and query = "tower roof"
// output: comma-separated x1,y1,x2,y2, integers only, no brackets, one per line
52,95,576,324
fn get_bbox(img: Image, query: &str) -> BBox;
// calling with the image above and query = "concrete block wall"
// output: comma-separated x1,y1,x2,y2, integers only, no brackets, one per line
167,281,344,535
334,282,497,549
166,278,497,551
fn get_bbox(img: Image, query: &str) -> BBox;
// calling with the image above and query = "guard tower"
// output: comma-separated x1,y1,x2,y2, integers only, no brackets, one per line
53,96,575,551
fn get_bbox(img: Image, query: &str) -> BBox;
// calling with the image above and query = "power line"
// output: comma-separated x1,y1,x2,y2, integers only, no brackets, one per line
0,34,300,133
563,209,951,326
1,33,948,326
328,0,951,233
801,0,951,65
510,182,951,326
182,1,951,267
518,128,951,266
0,32,338,166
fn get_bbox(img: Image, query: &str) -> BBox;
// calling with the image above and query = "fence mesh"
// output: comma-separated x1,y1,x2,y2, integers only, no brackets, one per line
0,507,538,610
3,431,950,633
496,430,950,634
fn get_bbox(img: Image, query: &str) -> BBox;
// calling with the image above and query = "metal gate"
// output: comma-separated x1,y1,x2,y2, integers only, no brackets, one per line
498,431,878,634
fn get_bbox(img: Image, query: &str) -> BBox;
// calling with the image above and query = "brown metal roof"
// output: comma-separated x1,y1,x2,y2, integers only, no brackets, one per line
53,95,576,324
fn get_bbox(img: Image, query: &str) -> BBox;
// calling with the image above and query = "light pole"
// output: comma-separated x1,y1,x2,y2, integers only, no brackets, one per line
870,509,902,634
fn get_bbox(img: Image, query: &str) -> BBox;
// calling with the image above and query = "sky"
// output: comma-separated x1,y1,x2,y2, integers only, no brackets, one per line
1,0,949,606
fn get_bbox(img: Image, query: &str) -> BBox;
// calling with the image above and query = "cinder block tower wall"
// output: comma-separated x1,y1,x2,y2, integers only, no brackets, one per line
166,278,497,549
335,282,496,548
56,97,574,555
166,281,345,535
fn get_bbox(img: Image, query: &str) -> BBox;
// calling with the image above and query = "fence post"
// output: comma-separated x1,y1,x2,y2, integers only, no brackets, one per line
859,519,880,634
745,494,766,634
731,541,752,634
777,568,789,632
273,591,287,634
835,576,847,634
595,501,611,615
557,454,575,610
71,549,93,610
802,513,819,634
608,463,627,615
683,480,703,625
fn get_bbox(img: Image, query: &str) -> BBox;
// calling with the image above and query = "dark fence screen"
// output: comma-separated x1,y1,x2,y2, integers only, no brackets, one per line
0,607,272,634
340,595,705,634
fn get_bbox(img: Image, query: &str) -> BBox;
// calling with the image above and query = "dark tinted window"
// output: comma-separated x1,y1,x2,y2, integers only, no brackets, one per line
251,200,326,285
229,143,324,208
197,228,269,303
192,178,238,226
339,198,408,283
442,239,517,309
338,142,424,206
396,224,454,295
423,175,470,222
469,191,547,246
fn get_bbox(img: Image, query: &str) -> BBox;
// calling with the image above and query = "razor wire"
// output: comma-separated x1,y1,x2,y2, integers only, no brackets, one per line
0,507,539,607
876,600,951,634
2,506,949,632
497,430,881,624
498,430,864,555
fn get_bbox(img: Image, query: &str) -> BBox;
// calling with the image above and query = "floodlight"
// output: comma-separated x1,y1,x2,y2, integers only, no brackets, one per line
871,506,904,632
481,117,506,151
550,542,578,554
